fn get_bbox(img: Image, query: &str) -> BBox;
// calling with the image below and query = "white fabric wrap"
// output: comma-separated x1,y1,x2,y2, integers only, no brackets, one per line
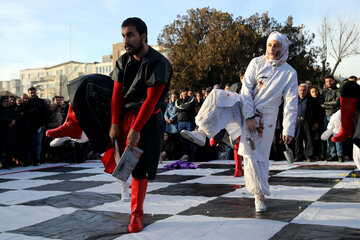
352,112,360,169
195,89,243,140
327,110,341,134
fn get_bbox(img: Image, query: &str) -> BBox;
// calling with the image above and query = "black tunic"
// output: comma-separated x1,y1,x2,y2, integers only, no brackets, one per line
68,47,172,180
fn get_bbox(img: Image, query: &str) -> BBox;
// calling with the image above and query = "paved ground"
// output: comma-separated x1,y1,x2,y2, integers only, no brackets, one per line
0,159,360,240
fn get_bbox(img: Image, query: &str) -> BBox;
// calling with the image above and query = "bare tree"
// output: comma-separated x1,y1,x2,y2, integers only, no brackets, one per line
318,17,328,77
326,15,360,75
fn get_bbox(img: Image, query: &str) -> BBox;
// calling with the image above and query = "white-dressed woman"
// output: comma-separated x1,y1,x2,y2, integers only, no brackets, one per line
181,31,298,212
239,31,298,212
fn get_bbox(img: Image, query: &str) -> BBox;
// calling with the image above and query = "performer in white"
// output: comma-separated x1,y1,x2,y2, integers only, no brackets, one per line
182,31,298,212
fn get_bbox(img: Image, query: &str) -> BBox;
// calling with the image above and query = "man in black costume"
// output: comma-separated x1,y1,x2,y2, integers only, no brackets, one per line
46,17,172,233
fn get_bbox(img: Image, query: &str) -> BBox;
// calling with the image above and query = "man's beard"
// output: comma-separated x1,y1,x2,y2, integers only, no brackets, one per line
126,42,144,56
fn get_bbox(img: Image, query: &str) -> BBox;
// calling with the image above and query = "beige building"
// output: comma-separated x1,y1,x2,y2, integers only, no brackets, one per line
16,43,169,100
0,79,22,97
20,57,113,100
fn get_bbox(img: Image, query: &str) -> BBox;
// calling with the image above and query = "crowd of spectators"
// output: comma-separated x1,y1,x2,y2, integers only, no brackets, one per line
1,75,359,169
0,87,96,169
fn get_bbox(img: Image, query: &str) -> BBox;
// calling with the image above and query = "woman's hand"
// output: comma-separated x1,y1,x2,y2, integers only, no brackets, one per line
246,118,256,132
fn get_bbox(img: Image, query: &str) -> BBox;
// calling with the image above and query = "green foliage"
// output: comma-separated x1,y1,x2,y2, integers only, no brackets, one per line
158,7,324,91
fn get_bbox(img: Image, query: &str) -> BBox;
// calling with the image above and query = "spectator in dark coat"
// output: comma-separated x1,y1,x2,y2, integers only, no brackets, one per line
24,87,48,165
310,87,327,160
294,84,317,162
0,96,17,168
175,88,195,160
321,75,343,162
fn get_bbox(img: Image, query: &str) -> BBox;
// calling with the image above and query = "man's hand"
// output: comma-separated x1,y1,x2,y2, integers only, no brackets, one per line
246,118,256,132
109,124,121,145
127,129,140,150
312,122,318,131
283,135,293,144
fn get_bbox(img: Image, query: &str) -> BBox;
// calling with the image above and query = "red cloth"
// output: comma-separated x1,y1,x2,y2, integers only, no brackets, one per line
111,81,123,124
209,138,216,147
101,82,165,174
234,136,240,150
132,82,165,132
102,111,137,174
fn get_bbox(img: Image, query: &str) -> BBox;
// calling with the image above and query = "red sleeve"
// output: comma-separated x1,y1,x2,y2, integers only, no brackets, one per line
131,82,165,132
111,81,123,124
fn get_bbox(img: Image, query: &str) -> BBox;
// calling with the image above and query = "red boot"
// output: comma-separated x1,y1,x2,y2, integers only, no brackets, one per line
331,97,357,142
128,178,148,233
46,104,82,139
233,150,243,177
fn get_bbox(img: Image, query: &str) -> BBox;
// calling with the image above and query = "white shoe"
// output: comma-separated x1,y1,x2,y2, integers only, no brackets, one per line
50,137,70,147
255,195,267,212
117,179,130,202
180,154,189,161
70,132,89,143
320,130,333,141
181,130,206,146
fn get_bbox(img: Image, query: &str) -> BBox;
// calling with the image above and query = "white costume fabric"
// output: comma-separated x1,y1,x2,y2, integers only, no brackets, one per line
239,54,298,196
321,110,341,141
195,89,242,140
194,31,298,197
354,115,360,169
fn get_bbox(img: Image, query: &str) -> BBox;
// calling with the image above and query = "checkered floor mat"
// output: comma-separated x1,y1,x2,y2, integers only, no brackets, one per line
0,159,359,239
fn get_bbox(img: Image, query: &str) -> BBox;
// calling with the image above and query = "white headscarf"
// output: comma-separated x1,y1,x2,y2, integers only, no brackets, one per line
265,31,289,67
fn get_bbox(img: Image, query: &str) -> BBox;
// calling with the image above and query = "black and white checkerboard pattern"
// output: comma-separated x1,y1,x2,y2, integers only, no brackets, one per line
1,159,360,240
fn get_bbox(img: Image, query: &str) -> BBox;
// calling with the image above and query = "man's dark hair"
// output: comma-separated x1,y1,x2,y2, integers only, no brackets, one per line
28,86,36,91
1,95,8,102
324,75,334,80
122,17,148,43
349,75,357,81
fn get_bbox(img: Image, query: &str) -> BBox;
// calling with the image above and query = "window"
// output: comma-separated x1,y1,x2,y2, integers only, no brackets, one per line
75,66,81,73
85,65,92,72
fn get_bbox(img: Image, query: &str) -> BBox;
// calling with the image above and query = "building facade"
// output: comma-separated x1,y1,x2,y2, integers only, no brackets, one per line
1,43,169,100
20,57,113,99
0,79,22,97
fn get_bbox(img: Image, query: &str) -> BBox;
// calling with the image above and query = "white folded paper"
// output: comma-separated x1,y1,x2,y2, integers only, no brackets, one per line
112,141,143,182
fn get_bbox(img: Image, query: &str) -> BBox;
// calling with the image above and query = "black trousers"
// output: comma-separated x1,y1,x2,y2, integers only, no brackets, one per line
294,118,313,159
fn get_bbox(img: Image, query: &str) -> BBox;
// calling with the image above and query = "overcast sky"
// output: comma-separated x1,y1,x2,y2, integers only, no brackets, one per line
0,0,359,81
